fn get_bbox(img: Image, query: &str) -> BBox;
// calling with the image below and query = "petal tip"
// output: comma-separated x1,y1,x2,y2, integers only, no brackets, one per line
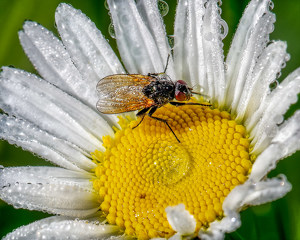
166,204,196,235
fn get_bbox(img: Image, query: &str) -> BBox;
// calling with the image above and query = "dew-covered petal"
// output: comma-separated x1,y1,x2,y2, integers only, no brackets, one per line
0,115,96,172
0,167,99,217
107,0,165,75
200,0,226,105
55,3,125,115
224,175,291,210
199,175,291,239
166,204,196,235
225,0,275,113
19,21,97,108
174,0,205,87
174,0,225,104
250,111,300,181
236,41,288,122
3,216,121,240
249,68,300,153
198,211,240,240
0,67,113,152
136,0,175,79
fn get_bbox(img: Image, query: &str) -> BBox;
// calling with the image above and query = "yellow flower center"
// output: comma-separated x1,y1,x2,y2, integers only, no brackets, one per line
92,103,252,239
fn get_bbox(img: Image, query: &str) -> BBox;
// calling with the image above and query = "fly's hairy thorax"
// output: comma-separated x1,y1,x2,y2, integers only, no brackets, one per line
142,77,175,107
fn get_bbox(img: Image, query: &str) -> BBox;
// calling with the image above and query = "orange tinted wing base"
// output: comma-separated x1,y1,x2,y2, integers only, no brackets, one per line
96,74,155,114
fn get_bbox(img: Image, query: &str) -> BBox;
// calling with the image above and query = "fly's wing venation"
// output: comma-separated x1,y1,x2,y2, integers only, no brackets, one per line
96,74,154,114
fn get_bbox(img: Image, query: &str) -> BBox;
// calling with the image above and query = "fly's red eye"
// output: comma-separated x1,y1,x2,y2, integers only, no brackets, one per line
175,91,187,101
177,80,187,85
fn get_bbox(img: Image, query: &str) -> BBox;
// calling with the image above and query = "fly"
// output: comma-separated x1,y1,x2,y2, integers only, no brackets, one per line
96,58,211,142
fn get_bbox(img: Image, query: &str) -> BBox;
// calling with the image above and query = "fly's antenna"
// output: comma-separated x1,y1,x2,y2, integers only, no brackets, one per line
191,91,210,99
163,54,171,73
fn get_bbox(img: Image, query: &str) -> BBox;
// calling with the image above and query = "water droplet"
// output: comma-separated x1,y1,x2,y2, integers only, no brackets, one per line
268,1,274,10
167,35,174,48
276,72,282,79
268,23,274,34
104,0,109,10
285,53,290,62
158,0,169,17
219,19,228,40
108,23,116,39
120,14,130,27
274,114,283,124
269,80,278,91
143,141,191,185
224,63,228,71
218,7,222,15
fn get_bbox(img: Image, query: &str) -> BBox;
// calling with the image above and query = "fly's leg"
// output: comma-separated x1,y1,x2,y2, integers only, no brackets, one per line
132,107,150,129
169,102,211,107
148,106,180,143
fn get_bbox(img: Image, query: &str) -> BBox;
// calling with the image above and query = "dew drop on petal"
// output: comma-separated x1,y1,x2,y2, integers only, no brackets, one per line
158,0,169,17
269,80,279,91
167,35,175,48
285,53,291,62
104,0,109,10
224,62,228,71
268,0,274,10
219,19,228,40
276,72,282,79
274,114,284,124
108,23,116,39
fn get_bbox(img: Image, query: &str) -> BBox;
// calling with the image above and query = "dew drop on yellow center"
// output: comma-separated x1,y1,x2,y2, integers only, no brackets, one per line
92,103,252,239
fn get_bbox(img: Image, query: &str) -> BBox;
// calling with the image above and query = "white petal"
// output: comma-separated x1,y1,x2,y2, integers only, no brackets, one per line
236,41,288,122
246,67,300,131
55,3,125,116
200,0,226,105
165,204,196,235
136,0,175,79
19,22,93,106
0,115,96,172
3,216,121,240
224,175,291,210
174,0,206,87
107,0,165,75
250,111,300,181
225,0,275,113
249,68,300,153
0,167,99,217
199,175,291,239
174,0,225,104
0,67,113,152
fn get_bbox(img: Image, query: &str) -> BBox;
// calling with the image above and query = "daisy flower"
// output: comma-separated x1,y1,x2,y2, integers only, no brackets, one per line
0,0,300,239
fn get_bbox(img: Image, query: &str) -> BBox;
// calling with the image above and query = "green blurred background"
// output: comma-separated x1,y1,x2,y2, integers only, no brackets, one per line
0,0,299,239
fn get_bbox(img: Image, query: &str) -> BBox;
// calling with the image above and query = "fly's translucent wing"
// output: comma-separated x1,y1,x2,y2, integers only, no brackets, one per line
96,74,155,114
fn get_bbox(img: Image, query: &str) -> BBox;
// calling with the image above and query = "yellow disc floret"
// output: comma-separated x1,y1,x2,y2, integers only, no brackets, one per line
92,103,252,239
